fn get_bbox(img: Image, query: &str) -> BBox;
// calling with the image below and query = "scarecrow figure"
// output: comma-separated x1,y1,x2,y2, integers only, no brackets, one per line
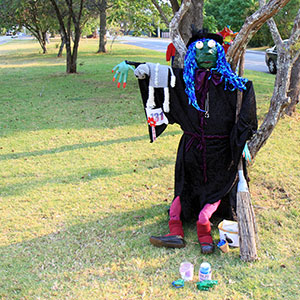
112,29,257,254
218,26,238,54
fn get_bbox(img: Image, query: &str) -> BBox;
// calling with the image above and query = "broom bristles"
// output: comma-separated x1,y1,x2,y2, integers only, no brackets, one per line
237,190,258,262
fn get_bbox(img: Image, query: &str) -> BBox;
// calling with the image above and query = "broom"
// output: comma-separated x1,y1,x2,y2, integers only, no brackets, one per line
235,51,258,262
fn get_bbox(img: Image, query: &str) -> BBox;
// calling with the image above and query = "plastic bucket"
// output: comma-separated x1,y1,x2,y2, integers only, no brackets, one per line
218,220,239,247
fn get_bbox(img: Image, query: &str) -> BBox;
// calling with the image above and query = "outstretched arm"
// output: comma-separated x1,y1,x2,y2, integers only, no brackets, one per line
242,142,252,163
112,61,135,88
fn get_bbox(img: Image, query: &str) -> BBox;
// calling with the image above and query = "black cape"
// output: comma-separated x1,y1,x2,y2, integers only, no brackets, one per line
137,68,257,221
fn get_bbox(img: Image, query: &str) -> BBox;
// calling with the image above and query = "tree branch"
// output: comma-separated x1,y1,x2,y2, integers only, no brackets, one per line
150,0,170,26
169,0,192,64
50,0,67,41
267,18,283,45
289,8,300,46
227,0,291,71
247,1,300,158
170,0,180,14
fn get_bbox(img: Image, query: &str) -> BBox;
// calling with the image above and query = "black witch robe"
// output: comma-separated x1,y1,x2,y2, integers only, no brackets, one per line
137,68,257,221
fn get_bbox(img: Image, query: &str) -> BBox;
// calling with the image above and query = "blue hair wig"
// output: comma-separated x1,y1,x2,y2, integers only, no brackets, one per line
183,39,248,111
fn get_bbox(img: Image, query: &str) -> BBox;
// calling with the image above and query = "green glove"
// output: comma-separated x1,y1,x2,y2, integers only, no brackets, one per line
242,142,252,163
196,280,218,291
112,61,135,88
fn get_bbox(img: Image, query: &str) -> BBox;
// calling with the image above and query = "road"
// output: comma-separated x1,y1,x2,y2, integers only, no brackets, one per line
0,36,15,45
118,36,269,73
0,35,269,73
0,35,32,45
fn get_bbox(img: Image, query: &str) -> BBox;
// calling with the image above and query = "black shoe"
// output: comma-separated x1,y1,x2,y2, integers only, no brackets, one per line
200,242,214,254
149,235,186,248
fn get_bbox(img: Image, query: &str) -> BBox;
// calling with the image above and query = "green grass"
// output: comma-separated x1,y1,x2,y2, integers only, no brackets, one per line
0,38,299,300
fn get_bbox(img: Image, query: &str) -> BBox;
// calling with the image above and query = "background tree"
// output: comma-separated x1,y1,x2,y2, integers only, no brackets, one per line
52,6,69,58
50,0,89,73
0,0,17,33
204,0,300,47
0,0,56,54
205,0,258,33
109,0,170,37
85,0,109,53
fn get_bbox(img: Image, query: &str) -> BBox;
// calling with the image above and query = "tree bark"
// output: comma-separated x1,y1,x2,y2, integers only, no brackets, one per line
35,31,47,54
285,9,300,116
248,42,296,157
169,0,204,68
57,29,65,57
179,0,203,44
25,24,48,54
170,0,180,14
98,0,107,53
286,54,300,115
68,27,81,73
169,0,190,66
50,0,84,73
248,6,300,157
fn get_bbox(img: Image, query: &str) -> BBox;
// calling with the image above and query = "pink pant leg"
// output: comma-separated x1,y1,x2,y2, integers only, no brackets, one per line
198,200,221,224
169,196,181,221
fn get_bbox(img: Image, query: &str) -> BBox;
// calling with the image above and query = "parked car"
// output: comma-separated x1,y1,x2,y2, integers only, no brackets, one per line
265,40,288,74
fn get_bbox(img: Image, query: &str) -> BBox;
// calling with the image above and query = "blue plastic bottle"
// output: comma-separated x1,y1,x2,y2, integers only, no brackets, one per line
199,262,212,281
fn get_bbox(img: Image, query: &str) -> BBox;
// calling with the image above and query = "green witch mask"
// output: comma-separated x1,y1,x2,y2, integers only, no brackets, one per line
195,39,218,69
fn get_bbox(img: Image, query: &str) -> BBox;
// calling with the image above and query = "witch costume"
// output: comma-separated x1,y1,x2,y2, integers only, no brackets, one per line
113,30,257,253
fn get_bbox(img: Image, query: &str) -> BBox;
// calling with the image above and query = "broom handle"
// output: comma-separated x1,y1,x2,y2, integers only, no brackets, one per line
236,50,245,167
236,48,245,123
235,51,259,261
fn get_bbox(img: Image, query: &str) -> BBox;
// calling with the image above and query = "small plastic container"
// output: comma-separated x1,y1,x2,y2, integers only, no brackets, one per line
179,261,194,281
199,262,212,282
218,220,239,247
218,239,230,253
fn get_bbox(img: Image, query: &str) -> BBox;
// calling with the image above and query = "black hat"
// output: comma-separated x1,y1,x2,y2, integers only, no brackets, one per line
186,27,223,48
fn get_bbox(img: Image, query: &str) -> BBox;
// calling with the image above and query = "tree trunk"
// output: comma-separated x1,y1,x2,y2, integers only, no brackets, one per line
170,0,180,14
41,31,48,54
57,29,65,57
248,51,292,157
50,0,84,74
248,5,300,156
67,28,81,73
179,0,203,44
65,34,73,73
170,0,204,68
33,30,47,54
98,0,107,53
67,54,77,73
285,54,300,115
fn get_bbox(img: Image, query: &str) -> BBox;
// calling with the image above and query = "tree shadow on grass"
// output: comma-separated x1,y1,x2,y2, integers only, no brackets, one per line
0,154,175,197
0,134,151,162
0,198,230,299
0,129,180,162
0,203,192,298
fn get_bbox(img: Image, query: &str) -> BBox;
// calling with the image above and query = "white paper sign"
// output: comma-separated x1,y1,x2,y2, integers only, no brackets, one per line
145,107,169,126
